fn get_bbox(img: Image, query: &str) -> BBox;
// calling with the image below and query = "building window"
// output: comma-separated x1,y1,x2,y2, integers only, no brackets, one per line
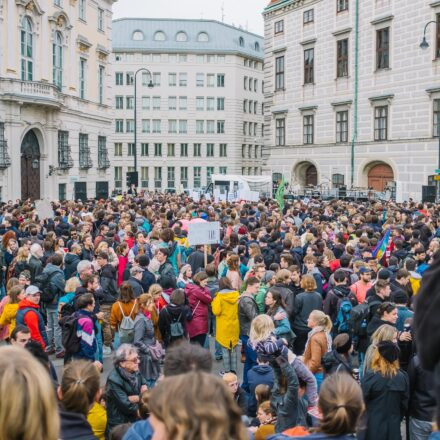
115,72,123,85
53,31,63,89
142,119,150,133
79,58,86,99
98,136,110,169
180,143,188,157
179,120,187,134
275,56,285,90
217,74,225,87
239,36,245,47
79,0,86,21
275,118,285,146
304,48,314,84
337,0,348,12
207,167,214,184
219,167,227,175
196,120,204,134
303,115,314,144
115,119,123,133
196,97,204,111
220,143,227,157
154,167,162,189
98,66,104,104
127,143,135,156
332,173,345,188
54,0,61,6
154,143,162,157
337,39,348,78
434,99,439,137
167,143,175,157
274,20,284,34
153,72,161,86
168,96,176,110
244,76,247,90
217,121,225,134
114,143,122,157
168,73,176,86
141,143,148,156
152,120,161,133
437,14,440,59
376,28,390,70
374,106,388,140
125,96,134,110
207,143,214,157
336,110,348,143
206,74,214,87
217,97,225,111
207,120,215,134
196,73,204,87
20,17,33,81
176,31,187,42
193,143,201,157
152,96,161,110
303,9,314,24
193,167,201,188
179,73,187,87
126,120,134,133
141,167,149,188
79,134,92,169
58,183,66,200
243,100,247,113
167,167,175,188
126,72,134,85
0,123,11,169
168,119,177,134
181,167,188,188
154,31,166,41
98,8,104,31
179,96,187,110
114,167,122,188
206,97,215,111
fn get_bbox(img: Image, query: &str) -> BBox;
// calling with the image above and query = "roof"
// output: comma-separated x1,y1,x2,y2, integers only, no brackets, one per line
264,0,295,13
112,18,264,59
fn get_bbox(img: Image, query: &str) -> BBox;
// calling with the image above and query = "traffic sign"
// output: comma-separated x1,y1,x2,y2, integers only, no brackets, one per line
434,175,440,181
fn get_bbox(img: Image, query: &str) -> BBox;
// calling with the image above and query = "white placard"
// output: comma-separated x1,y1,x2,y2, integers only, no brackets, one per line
188,221,221,246
35,199,53,220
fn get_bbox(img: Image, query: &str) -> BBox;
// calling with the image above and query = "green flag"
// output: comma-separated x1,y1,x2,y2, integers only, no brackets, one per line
275,177,285,210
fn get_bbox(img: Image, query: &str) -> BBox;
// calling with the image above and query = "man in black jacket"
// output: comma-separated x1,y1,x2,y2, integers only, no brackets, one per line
156,248,176,290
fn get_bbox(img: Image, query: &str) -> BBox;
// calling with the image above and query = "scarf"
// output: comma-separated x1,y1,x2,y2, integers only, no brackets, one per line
117,366,140,393
305,326,332,354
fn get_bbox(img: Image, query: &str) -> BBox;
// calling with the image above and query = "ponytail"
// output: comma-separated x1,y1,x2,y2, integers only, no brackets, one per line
310,310,333,333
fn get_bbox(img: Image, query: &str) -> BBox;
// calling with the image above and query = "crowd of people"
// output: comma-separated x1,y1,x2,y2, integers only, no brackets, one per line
0,192,439,440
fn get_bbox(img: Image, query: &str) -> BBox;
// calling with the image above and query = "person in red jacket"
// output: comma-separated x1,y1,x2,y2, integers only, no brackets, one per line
185,271,212,346
16,285,48,349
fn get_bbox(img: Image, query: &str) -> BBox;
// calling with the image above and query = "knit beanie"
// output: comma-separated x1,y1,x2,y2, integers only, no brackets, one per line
378,341,400,363
333,333,352,354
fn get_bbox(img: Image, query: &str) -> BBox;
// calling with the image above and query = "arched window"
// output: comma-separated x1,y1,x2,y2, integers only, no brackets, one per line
176,31,187,42
154,31,166,41
53,31,63,89
239,36,245,47
21,16,33,81
132,30,144,41
197,32,209,42
255,41,260,51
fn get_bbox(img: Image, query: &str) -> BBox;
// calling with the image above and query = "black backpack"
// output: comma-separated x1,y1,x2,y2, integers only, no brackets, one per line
349,300,381,336
34,271,57,303
60,314,81,354
60,297,76,319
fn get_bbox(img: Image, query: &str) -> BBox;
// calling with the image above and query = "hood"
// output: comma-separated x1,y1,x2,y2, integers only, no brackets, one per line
18,299,40,310
185,283,206,296
332,285,351,297
217,289,240,304
410,271,422,280
44,263,64,276
165,303,186,317
252,364,273,375
64,253,80,265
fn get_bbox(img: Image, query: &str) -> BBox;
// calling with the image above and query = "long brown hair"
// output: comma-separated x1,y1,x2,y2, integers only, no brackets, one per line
119,281,135,303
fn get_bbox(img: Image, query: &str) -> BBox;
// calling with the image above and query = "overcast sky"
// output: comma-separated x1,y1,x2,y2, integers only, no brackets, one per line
113,0,269,35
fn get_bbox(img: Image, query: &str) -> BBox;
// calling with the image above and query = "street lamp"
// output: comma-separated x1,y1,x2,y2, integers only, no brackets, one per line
420,21,437,49
134,68,154,174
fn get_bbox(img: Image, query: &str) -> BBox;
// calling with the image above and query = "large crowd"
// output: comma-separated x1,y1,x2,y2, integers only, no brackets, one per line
0,192,439,440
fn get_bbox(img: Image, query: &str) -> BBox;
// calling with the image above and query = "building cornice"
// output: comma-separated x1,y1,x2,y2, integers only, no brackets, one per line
273,46,287,53
426,87,440,95
371,15,394,26
332,27,352,37
430,1,440,7
369,94,394,102
331,100,353,107
263,0,320,15
298,105,318,111
300,38,317,46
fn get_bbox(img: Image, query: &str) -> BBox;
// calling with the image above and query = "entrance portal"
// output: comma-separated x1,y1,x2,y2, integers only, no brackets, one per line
367,163,393,191
21,130,41,200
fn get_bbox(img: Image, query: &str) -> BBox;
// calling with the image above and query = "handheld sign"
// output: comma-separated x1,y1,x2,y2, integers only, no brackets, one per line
35,199,53,220
188,221,220,246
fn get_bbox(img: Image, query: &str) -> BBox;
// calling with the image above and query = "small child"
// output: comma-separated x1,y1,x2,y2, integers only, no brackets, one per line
249,314,318,407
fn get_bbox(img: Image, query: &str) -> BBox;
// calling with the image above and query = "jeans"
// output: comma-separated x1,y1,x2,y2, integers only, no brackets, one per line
241,335,257,392
315,372,324,391
94,321,103,363
46,308,63,353
99,304,113,347
410,417,433,440
221,345,238,373
213,317,223,359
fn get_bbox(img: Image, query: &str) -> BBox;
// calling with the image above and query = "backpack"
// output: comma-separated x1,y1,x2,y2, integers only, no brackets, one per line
34,271,57,303
60,297,76,319
60,314,81,354
340,269,355,287
166,308,184,338
349,300,381,336
333,289,358,334
118,301,137,344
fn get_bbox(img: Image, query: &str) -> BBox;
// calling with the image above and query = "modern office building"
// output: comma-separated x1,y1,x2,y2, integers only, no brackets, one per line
0,0,116,201
263,0,440,201
111,18,264,193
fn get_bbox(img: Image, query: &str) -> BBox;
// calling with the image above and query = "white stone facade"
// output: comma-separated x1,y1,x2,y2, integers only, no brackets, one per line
0,0,115,201
110,19,264,193
263,0,440,201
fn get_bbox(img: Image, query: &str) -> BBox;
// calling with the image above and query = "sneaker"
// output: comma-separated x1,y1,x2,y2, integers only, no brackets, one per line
215,356,223,361
103,345,112,356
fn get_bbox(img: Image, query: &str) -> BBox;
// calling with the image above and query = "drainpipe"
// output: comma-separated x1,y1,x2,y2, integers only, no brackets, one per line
350,0,359,188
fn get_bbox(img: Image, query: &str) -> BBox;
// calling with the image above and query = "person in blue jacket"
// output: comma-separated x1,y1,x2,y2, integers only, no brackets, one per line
247,355,274,417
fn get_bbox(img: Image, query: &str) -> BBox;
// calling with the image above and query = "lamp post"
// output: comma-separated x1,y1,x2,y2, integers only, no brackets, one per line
134,68,153,174
419,20,440,201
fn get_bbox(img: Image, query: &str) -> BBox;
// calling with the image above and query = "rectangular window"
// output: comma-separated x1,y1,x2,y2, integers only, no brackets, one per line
332,173,345,188
167,143,175,157
206,120,215,134
437,14,440,59
207,74,215,87
153,96,161,110
141,167,149,188
207,143,214,157
196,97,204,111
217,97,225,111
180,143,188,157
179,96,187,110
168,119,177,134
115,72,123,85
376,28,390,70
98,65,104,104
217,120,225,134
179,73,187,87
126,119,134,133
79,0,86,20
115,119,123,133
98,8,104,31
142,119,150,133
97,137,109,170
276,118,285,146
274,19,284,34
196,120,204,134
168,96,177,110
142,96,150,110
207,97,215,111
126,96,134,110
303,9,314,24
219,167,227,175
336,110,348,143
142,72,151,86
153,72,161,86
141,143,148,156
126,72,134,85
167,167,175,188
196,73,204,87
337,0,349,12
207,167,214,184
193,143,201,157
275,56,285,90
127,143,135,156
114,143,122,156
220,143,227,157
169,73,177,86
59,183,66,200
181,167,188,188
79,58,86,99
374,106,388,140
114,166,122,188
152,119,161,133
243,122,247,136
154,167,162,189
434,99,440,137
179,120,187,134
244,100,248,113
193,167,201,188
337,39,349,78
303,115,314,144
217,74,225,87
115,96,123,109
79,133,92,169
304,48,314,84
154,143,162,157
244,76,247,90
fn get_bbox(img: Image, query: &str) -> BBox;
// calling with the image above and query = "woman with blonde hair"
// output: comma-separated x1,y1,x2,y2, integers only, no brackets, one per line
149,371,248,440
0,284,25,336
361,341,409,440
58,277,82,319
177,264,192,289
247,243,262,270
0,345,59,440
303,310,332,390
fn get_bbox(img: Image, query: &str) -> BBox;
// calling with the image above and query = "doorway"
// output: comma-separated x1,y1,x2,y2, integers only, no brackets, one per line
368,163,394,191
21,130,41,200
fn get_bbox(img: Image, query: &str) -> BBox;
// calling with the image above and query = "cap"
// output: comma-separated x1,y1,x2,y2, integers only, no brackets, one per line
130,266,144,276
359,267,371,275
25,285,41,296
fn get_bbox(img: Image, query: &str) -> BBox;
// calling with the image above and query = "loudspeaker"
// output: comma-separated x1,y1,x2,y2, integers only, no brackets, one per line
339,185,347,198
422,185,436,203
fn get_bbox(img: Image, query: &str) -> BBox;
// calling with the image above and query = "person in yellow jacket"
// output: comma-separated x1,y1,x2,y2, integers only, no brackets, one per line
87,397,107,440
0,285,25,337
212,277,240,374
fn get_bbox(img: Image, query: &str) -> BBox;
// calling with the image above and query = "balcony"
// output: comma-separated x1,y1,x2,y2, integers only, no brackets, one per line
0,140,11,169
0,78,62,109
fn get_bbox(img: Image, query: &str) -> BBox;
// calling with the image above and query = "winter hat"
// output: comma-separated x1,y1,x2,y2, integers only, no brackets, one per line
377,269,391,280
333,333,352,354
261,270,275,284
378,341,400,363
393,291,408,305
